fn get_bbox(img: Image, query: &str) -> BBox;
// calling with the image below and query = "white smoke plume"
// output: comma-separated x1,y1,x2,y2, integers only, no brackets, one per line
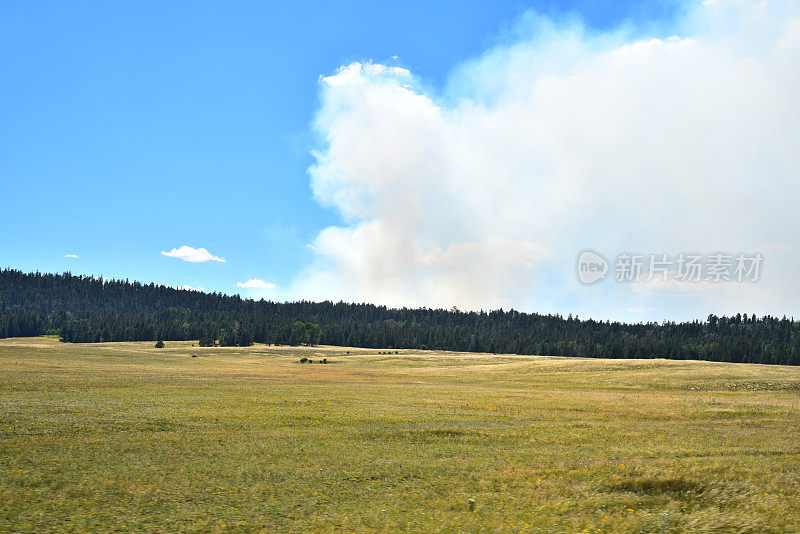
295,0,800,319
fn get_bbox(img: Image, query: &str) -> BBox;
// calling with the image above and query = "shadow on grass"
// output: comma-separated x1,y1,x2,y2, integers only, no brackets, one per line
608,477,703,496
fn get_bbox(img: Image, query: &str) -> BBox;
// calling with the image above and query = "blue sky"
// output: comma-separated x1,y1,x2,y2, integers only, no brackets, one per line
0,1,680,288
2,1,798,320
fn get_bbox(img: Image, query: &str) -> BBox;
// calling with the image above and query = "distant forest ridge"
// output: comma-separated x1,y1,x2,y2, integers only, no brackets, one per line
1,268,798,366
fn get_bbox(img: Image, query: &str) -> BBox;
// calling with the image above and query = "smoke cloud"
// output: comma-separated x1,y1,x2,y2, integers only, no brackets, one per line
296,1,800,319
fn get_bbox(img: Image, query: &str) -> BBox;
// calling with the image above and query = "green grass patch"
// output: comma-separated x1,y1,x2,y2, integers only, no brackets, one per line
0,337,799,532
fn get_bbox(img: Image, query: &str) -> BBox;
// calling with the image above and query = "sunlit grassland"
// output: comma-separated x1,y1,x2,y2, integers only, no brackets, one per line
1,337,799,533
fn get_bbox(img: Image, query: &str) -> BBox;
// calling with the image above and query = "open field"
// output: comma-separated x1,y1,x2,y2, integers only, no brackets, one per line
1,338,799,533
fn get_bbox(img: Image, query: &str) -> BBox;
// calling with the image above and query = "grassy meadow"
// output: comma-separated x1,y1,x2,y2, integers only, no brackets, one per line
1,337,799,533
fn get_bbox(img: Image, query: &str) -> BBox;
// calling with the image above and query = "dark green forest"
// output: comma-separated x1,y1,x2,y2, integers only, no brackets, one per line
1,269,798,365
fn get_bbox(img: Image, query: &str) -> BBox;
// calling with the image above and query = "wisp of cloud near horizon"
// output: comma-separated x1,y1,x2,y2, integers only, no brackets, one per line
296,0,800,319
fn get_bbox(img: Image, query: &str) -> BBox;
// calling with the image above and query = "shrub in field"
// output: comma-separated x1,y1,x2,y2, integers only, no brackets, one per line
155,340,165,348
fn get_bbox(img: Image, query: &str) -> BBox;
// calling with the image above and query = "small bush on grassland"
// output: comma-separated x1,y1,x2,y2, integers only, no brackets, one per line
155,340,164,348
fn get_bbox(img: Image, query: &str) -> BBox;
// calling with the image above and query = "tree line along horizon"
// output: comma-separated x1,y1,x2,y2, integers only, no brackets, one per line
1,268,799,366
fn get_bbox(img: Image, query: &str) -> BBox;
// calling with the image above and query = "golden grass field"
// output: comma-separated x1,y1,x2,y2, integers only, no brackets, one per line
1,337,799,533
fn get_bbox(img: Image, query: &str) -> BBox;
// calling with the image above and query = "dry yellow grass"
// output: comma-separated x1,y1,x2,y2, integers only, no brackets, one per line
1,337,799,532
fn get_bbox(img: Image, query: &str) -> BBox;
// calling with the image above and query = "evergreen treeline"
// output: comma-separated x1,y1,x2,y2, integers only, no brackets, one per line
1,268,798,365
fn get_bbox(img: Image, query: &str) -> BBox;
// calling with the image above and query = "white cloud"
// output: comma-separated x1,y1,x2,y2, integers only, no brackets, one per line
64,253,79,259
236,279,276,289
626,306,654,314
177,285,205,292
161,246,226,263
297,0,800,318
